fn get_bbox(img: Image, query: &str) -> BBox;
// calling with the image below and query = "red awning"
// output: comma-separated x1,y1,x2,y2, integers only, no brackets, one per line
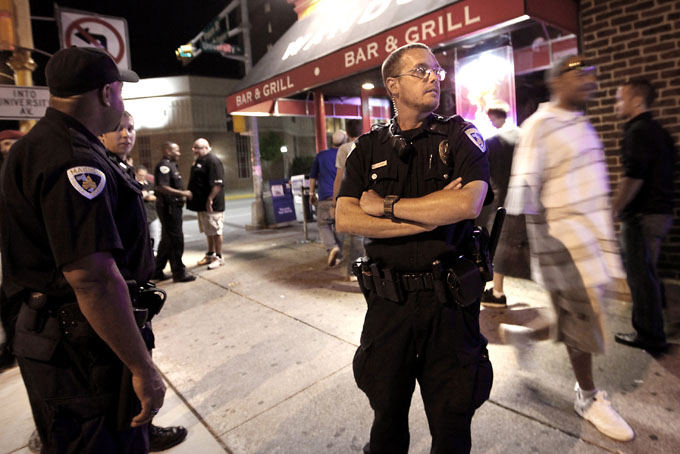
227,0,578,115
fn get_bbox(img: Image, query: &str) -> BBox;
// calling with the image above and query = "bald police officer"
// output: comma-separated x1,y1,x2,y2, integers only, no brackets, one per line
0,47,165,452
336,43,492,453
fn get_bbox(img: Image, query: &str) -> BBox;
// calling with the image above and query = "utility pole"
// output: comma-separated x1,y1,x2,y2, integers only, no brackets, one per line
175,0,265,228
240,0,265,228
2,0,37,132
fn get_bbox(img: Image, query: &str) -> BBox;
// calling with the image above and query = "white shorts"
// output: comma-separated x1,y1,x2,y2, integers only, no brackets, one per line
197,211,224,236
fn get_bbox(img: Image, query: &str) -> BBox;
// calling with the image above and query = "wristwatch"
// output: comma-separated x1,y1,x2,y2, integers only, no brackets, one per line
384,195,400,220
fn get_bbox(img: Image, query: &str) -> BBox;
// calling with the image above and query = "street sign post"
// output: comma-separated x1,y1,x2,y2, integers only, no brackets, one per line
0,84,49,120
55,6,132,70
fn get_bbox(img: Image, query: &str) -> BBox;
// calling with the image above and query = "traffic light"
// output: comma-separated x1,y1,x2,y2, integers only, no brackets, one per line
175,43,195,61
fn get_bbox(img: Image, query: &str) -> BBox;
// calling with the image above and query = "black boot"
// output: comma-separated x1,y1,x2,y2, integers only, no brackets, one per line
149,424,188,452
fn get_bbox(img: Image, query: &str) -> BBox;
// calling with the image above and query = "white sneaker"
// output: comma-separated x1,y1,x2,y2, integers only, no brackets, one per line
499,323,535,370
327,246,341,267
574,384,634,442
207,256,224,270
197,253,215,266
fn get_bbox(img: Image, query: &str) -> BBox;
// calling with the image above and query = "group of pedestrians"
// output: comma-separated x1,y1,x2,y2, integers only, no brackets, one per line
150,137,226,282
476,56,676,444
0,41,675,454
334,44,676,453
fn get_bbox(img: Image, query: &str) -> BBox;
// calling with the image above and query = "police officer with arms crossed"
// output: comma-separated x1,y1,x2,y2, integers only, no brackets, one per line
0,47,165,452
336,43,493,454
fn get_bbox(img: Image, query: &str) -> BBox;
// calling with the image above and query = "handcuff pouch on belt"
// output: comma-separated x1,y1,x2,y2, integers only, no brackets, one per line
351,257,403,303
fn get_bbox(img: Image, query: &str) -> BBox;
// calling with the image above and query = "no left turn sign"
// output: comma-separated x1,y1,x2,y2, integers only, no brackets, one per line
56,6,132,70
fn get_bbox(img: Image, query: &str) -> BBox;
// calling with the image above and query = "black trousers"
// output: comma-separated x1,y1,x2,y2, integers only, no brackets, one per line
0,284,22,358
354,290,493,454
155,202,186,276
620,214,672,343
14,305,149,453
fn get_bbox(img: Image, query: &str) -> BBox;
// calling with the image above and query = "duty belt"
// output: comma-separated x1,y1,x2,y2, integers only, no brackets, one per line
399,272,435,291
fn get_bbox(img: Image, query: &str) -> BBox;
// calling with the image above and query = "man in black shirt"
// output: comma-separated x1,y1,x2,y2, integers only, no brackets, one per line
153,142,196,283
336,43,492,454
0,46,165,452
187,138,226,270
613,78,676,353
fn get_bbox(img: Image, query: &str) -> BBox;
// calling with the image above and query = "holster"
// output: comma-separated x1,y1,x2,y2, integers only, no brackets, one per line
444,258,485,307
370,262,404,303
12,294,63,362
128,280,166,321
352,257,375,299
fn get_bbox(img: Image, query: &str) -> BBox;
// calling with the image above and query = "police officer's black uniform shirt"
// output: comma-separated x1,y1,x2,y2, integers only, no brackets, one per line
154,157,184,206
338,114,490,272
0,108,154,298
106,150,136,181
620,111,676,218
187,152,225,212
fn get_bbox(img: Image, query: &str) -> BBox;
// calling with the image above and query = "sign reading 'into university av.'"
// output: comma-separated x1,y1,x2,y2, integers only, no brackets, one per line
0,85,50,120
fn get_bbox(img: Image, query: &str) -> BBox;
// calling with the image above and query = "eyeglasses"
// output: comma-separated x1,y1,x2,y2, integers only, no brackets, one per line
559,60,596,76
394,65,447,81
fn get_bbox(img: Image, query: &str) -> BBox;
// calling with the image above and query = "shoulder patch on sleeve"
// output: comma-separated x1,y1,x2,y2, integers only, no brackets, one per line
159,165,170,174
464,128,486,153
67,166,106,199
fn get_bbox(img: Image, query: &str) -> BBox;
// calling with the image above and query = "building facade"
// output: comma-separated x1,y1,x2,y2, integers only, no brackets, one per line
581,0,679,281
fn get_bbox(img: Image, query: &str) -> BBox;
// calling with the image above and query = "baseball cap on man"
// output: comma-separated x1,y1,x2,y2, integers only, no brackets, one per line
46,47,139,97
0,130,24,141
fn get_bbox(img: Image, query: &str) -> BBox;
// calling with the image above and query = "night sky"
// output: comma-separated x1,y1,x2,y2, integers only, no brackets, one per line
27,0,256,84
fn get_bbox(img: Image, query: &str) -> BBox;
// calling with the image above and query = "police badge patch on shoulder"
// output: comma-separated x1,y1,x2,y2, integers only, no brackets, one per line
464,128,486,153
159,165,170,174
67,166,106,199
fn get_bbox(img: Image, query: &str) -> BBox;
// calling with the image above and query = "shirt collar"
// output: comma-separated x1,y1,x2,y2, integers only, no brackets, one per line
624,111,652,130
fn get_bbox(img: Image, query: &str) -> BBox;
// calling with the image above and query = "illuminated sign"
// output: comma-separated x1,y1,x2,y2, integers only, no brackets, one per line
228,0,529,113
455,46,516,138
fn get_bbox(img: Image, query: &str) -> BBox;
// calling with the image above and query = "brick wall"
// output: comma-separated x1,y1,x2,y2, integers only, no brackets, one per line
581,0,680,280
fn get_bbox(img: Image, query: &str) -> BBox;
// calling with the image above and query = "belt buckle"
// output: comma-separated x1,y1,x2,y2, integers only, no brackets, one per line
402,273,420,291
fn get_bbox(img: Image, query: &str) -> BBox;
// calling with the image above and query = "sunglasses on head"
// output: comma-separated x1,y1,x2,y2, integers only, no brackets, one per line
559,60,596,76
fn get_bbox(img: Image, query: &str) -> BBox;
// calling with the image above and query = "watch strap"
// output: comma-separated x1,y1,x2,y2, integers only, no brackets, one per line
384,195,400,219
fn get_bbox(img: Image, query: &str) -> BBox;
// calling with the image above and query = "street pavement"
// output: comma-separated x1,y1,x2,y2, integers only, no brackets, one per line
1,200,679,454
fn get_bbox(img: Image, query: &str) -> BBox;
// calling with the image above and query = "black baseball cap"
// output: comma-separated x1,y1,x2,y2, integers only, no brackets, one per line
46,46,139,97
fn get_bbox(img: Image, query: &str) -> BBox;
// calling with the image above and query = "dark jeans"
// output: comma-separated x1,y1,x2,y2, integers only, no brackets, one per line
620,214,673,343
354,290,492,454
155,202,186,276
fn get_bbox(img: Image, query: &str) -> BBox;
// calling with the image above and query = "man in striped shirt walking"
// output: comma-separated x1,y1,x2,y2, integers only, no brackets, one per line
500,55,634,442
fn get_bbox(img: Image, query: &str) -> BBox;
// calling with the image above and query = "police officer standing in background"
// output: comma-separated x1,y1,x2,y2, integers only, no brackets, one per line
0,47,165,452
153,142,196,282
336,43,493,454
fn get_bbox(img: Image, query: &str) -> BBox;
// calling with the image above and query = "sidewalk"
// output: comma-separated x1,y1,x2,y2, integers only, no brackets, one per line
1,220,679,453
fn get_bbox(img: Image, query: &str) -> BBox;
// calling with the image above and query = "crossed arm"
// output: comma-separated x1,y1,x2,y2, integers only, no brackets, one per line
336,178,488,238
